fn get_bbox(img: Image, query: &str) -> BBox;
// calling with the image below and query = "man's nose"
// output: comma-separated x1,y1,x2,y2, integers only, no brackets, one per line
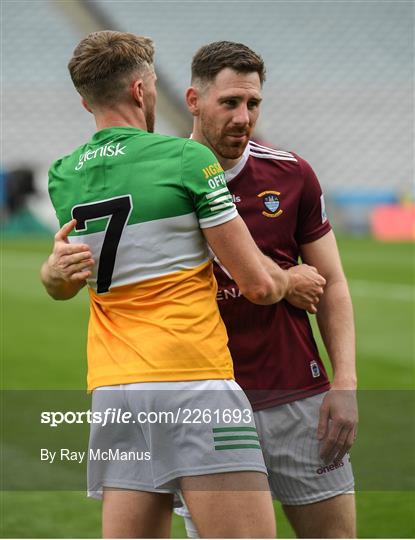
232,105,250,126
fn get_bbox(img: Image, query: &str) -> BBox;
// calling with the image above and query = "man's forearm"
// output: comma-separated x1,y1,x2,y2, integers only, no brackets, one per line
258,253,289,303
203,216,325,307
41,259,85,300
316,278,356,389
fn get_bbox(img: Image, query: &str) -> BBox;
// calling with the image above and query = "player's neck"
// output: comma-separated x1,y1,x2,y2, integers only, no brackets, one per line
94,107,148,132
216,155,242,171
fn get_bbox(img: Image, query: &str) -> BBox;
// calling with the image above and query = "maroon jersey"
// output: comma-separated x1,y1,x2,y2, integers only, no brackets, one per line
215,140,332,411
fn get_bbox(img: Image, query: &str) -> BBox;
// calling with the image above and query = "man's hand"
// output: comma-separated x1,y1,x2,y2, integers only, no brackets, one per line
317,389,358,464
285,264,326,313
48,219,94,283
41,219,94,299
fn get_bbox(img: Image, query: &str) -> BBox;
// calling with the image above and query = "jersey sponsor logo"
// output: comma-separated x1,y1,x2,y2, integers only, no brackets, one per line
216,286,242,302
202,162,223,179
207,172,227,190
75,141,127,171
316,459,345,475
232,194,241,204
257,190,283,218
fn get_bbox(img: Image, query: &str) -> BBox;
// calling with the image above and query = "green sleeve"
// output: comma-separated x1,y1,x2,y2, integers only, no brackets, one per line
181,139,238,228
48,159,68,228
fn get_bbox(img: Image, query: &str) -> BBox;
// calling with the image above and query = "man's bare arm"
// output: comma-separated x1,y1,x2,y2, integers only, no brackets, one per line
203,215,326,308
301,230,358,463
40,219,94,300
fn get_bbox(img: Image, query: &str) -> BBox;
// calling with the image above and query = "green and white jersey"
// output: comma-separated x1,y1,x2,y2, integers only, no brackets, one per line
48,127,237,391
49,127,236,293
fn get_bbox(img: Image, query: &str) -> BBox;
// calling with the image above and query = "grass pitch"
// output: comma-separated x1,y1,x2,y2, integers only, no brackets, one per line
1,235,414,538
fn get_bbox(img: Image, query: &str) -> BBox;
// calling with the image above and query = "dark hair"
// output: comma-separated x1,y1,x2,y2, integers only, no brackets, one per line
68,30,154,105
191,41,266,86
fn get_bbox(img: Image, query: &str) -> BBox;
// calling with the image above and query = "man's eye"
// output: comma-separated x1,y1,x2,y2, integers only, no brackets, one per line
223,100,237,107
248,101,260,109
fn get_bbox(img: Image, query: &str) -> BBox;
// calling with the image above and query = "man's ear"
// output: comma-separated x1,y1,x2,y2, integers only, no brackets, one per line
81,98,93,113
186,87,200,116
130,79,144,107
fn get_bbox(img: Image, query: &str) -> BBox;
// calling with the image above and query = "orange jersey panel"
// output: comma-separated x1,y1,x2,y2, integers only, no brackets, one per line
86,261,234,391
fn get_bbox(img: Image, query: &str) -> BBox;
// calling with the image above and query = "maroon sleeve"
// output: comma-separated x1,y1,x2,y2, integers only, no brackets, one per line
294,155,332,245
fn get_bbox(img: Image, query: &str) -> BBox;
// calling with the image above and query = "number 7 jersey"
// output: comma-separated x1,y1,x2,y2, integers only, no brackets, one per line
49,127,237,391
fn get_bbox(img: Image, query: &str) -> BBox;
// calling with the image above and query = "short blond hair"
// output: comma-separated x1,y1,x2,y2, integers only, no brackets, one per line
68,30,154,105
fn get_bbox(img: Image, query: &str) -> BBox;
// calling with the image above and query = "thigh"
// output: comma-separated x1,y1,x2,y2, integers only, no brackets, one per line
181,471,276,538
88,386,158,497
102,488,174,538
283,492,356,538
256,393,355,506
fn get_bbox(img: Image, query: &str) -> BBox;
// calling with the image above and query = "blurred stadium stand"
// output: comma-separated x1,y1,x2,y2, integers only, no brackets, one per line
2,0,413,235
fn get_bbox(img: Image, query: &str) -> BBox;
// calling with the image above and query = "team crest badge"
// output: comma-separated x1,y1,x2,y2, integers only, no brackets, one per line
258,190,283,218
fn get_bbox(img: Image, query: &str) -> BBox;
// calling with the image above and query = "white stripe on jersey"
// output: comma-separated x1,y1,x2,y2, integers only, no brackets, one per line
205,187,229,199
250,147,293,157
208,195,232,205
249,150,298,162
209,202,234,212
199,207,237,228
249,140,296,158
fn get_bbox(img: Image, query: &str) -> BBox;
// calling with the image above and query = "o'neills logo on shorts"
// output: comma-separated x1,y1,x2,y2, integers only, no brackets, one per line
316,460,344,475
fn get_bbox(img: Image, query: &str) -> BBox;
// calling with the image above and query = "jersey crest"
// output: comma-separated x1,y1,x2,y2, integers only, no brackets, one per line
257,190,283,218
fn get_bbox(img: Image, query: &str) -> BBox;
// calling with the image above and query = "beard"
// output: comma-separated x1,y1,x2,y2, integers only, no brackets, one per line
204,128,249,160
216,138,247,158
200,113,250,160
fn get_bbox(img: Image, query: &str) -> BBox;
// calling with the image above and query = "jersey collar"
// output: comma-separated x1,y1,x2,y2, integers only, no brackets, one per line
224,142,250,183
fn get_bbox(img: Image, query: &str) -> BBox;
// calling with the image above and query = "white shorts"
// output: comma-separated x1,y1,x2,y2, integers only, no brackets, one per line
176,391,355,528
255,391,355,505
87,379,267,499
